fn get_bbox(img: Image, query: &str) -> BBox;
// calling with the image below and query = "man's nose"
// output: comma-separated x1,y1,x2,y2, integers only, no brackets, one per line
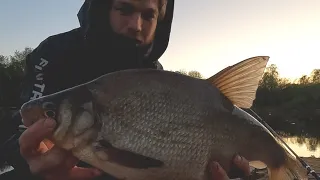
128,14,142,33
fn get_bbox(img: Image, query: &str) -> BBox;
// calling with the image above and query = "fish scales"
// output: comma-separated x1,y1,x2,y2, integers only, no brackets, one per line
89,69,260,177
97,73,218,178
20,56,309,180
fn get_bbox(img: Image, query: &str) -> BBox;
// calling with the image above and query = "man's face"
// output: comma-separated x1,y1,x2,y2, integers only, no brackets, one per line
110,0,160,46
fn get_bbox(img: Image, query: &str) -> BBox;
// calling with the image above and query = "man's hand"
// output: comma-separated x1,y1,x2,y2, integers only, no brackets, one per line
19,118,250,180
210,155,251,180
19,118,102,180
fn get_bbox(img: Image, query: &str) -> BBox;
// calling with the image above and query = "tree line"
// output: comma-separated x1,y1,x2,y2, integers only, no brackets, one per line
176,60,320,137
1,47,319,106
0,47,33,107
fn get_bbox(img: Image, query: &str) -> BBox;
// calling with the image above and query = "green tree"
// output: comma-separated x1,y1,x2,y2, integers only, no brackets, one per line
0,47,33,107
187,70,203,79
0,55,9,66
298,75,310,85
310,69,320,84
175,69,188,75
259,64,280,90
278,78,291,89
175,70,203,79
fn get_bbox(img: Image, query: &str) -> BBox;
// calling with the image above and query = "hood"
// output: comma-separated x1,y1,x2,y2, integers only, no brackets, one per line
77,0,175,63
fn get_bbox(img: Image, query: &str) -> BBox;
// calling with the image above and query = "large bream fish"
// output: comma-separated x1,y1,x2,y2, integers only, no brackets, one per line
20,56,308,180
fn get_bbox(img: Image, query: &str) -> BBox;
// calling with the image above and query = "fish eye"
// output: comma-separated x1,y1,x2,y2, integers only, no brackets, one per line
45,110,56,119
42,102,56,110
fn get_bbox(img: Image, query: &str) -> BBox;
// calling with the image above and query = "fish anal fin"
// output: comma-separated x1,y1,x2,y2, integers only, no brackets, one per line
207,56,269,108
93,140,164,169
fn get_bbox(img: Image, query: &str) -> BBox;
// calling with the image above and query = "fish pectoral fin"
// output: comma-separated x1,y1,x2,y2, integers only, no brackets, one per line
94,140,164,169
206,56,269,108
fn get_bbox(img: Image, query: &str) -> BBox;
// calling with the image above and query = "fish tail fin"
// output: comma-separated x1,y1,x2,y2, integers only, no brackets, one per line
269,155,308,180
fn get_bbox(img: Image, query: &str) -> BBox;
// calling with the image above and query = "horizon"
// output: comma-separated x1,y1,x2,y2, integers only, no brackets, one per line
0,0,319,80
2,47,316,82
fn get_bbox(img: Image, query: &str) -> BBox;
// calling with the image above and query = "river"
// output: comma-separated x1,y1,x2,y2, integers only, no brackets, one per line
282,136,320,158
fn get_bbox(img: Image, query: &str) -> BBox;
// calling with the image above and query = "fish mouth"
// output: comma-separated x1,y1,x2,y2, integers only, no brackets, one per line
20,95,60,127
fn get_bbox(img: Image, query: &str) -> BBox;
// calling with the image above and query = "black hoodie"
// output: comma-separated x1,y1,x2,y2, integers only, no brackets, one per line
0,0,175,179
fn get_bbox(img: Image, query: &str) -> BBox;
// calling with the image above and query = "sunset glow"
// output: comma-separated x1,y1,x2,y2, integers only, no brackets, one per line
0,0,319,80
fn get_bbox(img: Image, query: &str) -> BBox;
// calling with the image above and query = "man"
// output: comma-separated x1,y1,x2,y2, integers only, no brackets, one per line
2,0,251,179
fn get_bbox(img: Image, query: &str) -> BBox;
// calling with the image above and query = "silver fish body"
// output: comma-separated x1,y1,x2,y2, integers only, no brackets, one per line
20,56,308,180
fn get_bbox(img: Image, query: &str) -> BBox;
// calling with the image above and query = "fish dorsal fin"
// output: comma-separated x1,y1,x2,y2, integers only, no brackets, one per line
207,56,269,108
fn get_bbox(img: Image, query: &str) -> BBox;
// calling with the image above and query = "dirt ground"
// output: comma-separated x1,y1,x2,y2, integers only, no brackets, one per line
301,157,320,180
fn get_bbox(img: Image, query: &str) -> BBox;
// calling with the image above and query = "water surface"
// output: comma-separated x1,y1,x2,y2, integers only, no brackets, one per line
282,136,320,158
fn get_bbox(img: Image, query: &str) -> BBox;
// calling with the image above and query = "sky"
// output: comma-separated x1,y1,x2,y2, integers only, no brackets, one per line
0,0,319,80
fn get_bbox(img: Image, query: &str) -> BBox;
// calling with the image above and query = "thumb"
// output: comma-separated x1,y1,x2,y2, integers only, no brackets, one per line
210,162,229,180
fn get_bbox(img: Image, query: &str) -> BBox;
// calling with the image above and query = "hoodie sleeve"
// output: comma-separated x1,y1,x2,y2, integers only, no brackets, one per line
19,39,55,104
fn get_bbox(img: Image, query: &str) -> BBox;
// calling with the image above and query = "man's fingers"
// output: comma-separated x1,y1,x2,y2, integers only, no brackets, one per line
43,167,102,180
64,155,80,170
67,166,103,180
210,162,229,180
19,118,56,159
28,146,70,175
233,155,250,176
43,167,103,180
31,150,83,179
18,117,102,180
210,155,251,180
